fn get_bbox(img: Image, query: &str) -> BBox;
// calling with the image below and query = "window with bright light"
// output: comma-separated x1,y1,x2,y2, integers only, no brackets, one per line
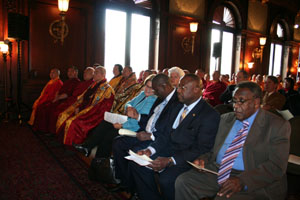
277,23,284,38
221,32,233,76
104,9,151,80
268,43,282,75
130,14,150,79
104,9,127,80
209,5,235,77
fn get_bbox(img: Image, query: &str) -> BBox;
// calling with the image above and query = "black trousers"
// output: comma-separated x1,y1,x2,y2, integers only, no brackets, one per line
129,160,191,200
112,135,152,189
84,120,119,158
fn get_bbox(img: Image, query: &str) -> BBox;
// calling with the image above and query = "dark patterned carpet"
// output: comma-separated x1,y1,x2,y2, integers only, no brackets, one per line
0,121,124,200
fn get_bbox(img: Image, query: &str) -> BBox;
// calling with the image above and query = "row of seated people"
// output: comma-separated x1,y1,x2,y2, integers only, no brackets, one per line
28,65,293,199
28,64,189,145
72,73,290,200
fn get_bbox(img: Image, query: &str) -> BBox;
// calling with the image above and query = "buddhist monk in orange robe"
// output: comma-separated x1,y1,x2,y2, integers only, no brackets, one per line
48,67,95,134
111,66,142,114
56,66,114,145
28,68,63,126
109,64,123,90
32,66,81,132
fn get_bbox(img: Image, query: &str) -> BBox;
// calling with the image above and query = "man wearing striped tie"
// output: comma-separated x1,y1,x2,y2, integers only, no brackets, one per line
175,81,291,200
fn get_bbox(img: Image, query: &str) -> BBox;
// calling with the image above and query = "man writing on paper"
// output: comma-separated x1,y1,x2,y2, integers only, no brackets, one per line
175,81,291,200
128,74,220,200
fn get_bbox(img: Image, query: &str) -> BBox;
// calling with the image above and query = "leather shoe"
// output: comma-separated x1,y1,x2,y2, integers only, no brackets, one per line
72,143,91,157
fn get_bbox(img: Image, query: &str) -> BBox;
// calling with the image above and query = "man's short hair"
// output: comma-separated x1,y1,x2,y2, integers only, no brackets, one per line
69,66,78,73
235,81,262,102
238,70,248,79
152,74,171,87
125,66,133,72
267,75,278,84
183,73,202,88
285,77,295,89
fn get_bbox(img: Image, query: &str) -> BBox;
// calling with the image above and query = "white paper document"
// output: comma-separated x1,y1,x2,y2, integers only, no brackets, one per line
276,109,294,121
125,150,153,166
104,111,128,124
119,129,137,137
288,154,300,165
187,161,219,175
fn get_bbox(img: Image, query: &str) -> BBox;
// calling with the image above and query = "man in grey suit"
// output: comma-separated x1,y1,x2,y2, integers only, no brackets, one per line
175,81,291,200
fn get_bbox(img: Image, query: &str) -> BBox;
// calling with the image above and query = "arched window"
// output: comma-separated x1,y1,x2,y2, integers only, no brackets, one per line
209,5,238,77
268,22,287,76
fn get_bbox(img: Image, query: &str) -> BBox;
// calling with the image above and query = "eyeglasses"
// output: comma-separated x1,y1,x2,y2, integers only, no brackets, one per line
145,85,154,92
231,98,255,105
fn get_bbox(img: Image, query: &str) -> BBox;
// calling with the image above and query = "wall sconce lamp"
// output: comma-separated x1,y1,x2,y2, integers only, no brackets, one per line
294,11,300,29
0,41,9,121
181,22,198,55
248,62,254,69
252,37,266,63
49,0,70,45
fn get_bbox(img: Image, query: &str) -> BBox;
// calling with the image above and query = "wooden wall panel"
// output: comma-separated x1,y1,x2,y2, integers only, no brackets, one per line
166,15,201,73
29,1,90,80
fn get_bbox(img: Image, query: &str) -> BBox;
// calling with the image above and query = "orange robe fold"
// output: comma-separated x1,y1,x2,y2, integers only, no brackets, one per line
109,75,123,90
32,78,81,132
56,79,114,145
28,77,63,126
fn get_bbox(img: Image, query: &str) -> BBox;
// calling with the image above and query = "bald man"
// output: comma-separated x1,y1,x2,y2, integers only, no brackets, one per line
47,67,95,134
28,68,63,126
56,66,115,145
32,66,81,132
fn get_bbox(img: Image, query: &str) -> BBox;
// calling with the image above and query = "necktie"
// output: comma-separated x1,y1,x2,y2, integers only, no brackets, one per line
217,121,249,185
149,100,168,133
179,106,188,124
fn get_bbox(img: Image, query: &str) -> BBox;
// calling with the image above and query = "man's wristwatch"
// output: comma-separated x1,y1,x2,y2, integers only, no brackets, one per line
168,157,174,167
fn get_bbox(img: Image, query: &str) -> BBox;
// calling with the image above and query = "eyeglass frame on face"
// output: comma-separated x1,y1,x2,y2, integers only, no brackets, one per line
230,96,257,105
144,84,154,92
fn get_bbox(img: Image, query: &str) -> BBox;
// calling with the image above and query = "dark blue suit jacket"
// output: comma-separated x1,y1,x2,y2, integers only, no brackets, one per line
138,90,182,138
150,98,220,165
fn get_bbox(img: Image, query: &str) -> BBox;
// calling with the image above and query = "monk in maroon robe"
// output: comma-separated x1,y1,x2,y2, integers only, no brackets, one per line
48,67,95,134
56,66,114,145
32,66,80,132
28,69,63,126
202,71,227,106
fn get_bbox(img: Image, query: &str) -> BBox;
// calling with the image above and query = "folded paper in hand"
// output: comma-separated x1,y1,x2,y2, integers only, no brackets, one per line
125,150,153,166
276,109,294,121
119,129,137,137
104,112,128,124
187,161,219,175
288,154,300,165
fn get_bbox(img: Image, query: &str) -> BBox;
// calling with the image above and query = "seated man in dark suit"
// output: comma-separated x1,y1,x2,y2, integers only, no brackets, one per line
112,74,181,192
129,74,220,200
175,81,291,200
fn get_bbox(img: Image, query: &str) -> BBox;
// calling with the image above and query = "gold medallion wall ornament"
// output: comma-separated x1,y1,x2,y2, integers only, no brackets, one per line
49,18,69,45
